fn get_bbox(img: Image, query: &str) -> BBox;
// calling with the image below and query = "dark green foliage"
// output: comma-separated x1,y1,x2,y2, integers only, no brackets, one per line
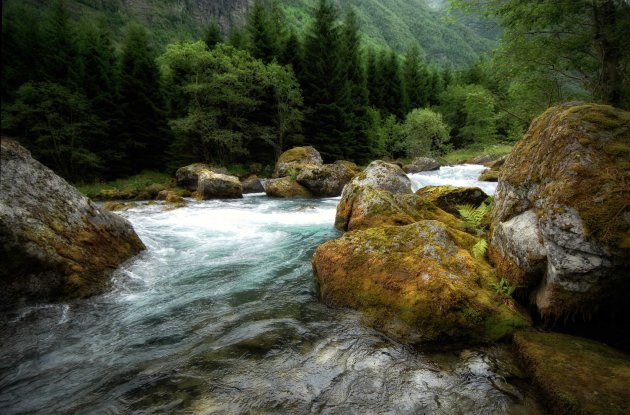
3,82,105,182
381,50,405,119
228,26,249,51
1,3,44,101
300,0,349,161
279,29,302,74
403,44,428,113
339,8,371,163
203,19,223,49
118,24,171,173
40,0,79,88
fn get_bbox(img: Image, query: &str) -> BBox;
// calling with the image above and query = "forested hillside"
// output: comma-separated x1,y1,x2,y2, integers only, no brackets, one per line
2,0,628,185
1,0,498,66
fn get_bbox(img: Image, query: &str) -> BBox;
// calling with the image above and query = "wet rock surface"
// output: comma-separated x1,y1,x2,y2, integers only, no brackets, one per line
0,139,145,306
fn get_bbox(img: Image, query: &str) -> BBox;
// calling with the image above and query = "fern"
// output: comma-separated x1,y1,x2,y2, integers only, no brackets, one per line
492,278,517,299
472,239,487,258
457,202,492,234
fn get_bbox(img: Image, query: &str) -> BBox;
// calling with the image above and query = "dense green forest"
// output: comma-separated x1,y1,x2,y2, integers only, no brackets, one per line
2,0,628,183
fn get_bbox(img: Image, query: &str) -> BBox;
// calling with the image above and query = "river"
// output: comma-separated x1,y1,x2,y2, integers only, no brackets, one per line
1,165,543,414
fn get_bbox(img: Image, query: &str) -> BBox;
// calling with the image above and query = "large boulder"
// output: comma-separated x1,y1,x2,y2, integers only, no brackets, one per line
0,139,145,306
490,103,630,318
403,156,440,173
313,220,528,343
241,175,265,194
335,161,413,230
273,146,323,178
415,185,489,215
196,170,243,199
296,160,360,197
514,331,630,415
175,163,211,191
263,177,312,198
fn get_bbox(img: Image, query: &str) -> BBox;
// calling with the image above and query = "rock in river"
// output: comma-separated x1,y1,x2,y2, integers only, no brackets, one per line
490,103,630,318
196,170,243,199
273,146,323,178
0,139,145,307
313,220,528,344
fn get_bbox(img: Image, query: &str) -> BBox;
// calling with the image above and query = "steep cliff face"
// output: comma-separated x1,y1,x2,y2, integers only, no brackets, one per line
176,0,250,34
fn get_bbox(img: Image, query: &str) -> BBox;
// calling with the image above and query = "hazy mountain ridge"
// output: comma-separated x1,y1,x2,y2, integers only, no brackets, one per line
3,0,498,66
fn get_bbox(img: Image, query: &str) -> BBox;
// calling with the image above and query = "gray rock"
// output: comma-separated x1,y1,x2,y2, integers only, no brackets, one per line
197,170,243,199
175,163,211,191
241,175,265,194
489,103,630,318
403,157,440,173
296,160,360,197
0,139,145,307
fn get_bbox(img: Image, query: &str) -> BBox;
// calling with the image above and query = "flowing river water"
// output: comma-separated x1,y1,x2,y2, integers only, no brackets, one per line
0,165,544,414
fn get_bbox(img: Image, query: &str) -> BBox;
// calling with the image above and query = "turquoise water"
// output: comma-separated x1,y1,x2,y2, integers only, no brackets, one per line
0,167,541,414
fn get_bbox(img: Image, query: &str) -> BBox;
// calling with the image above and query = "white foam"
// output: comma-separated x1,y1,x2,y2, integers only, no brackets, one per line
408,164,498,195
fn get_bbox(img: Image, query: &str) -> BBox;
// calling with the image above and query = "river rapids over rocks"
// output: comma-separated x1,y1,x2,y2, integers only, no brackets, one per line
1,166,544,414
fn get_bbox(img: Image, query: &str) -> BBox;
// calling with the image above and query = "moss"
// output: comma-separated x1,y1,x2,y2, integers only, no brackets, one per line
514,331,630,415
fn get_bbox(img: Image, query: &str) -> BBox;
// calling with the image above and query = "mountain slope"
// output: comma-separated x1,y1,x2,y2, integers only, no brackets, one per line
3,0,498,66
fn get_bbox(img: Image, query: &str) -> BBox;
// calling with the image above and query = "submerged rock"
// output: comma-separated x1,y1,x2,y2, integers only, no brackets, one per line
196,170,243,199
263,177,312,198
273,146,323,178
403,156,440,173
490,103,630,318
514,331,630,415
175,163,211,191
313,220,528,343
0,139,145,306
415,185,489,215
241,175,265,194
296,160,360,197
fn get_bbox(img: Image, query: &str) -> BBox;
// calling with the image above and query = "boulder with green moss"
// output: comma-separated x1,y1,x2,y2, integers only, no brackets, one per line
490,103,630,318
313,220,529,343
263,177,312,198
514,331,630,415
241,175,265,194
0,139,145,307
196,170,242,199
175,163,211,191
415,185,489,215
336,160,413,230
296,160,360,197
273,146,323,178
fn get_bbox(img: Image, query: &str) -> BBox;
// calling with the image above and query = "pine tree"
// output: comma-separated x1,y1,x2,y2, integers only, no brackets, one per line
340,8,370,162
246,0,282,63
76,19,123,175
41,0,79,88
382,50,405,118
403,43,428,113
118,24,171,173
279,28,301,70
300,0,348,161
203,19,223,49
228,26,248,50
366,48,385,110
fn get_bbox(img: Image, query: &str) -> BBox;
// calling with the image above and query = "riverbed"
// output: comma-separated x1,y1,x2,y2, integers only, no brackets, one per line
1,166,543,414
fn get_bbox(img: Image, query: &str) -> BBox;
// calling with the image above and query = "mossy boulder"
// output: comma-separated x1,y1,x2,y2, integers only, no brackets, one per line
313,220,529,344
175,163,211,191
336,160,413,230
415,185,489,215
196,170,242,199
491,103,630,318
402,156,440,173
514,331,630,415
478,168,500,182
335,187,465,232
0,139,145,307
263,177,312,198
296,160,360,197
102,201,138,211
241,175,265,194
273,146,323,178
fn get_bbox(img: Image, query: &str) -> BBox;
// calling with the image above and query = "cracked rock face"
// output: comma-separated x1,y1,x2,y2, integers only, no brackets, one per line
0,139,145,307
489,103,630,318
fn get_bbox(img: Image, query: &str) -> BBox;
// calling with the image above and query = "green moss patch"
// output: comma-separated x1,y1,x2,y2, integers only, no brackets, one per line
514,331,630,415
